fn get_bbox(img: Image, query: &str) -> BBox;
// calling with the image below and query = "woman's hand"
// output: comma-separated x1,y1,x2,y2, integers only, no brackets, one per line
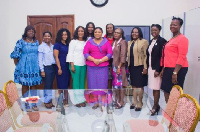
41,72,45,77
14,59,18,66
117,68,120,75
71,65,75,73
93,59,100,65
172,74,178,84
160,69,164,78
142,69,148,74
154,71,160,78
58,69,62,75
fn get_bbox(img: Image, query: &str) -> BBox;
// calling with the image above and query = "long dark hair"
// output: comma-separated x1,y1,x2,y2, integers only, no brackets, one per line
86,22,95,37
131,27,143,40
22,25,36,40
73,26,87,41
105,23,115,37
55,28,71,44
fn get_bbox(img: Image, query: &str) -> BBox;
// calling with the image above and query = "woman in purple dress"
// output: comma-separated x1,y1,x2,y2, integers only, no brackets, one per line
53,28,71,106
83,27,112,109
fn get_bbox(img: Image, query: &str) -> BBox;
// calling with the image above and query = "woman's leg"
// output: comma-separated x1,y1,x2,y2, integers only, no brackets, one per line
63,90,69,106
22,85,32,111
22,85,29,97
150,90,160,115
120,87,125,106
152,90,160,109
79,65,86,89
30,85,39,111
137,87,144,109
164,91,169,103
132,86,138,107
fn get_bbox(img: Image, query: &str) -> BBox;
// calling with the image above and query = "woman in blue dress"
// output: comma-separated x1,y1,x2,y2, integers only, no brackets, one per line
53,28,71,106
10,25,42,111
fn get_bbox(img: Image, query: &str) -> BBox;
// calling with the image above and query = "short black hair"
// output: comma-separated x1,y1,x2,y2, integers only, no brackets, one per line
151,24,162,31
172,17,184,26
86,22,95,37
94,27,103,33
73,26,87,41
105,23,115,37
43,31,52,37
113,28,125,40
22,25,36,40
131,27,143,40
55,28,71,45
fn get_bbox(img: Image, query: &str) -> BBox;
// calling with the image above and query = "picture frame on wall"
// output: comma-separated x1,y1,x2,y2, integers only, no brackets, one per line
115,25,151,42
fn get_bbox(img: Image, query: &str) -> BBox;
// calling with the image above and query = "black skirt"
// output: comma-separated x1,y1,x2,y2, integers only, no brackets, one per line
129,65,148,87
161,67,188,93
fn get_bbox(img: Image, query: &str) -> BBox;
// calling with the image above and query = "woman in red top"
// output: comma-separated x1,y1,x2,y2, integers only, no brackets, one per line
160,17,188,102
104,23,115,45
104,23,115,89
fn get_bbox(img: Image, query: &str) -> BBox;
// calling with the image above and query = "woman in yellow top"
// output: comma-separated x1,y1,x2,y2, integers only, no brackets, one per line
127,27,148,111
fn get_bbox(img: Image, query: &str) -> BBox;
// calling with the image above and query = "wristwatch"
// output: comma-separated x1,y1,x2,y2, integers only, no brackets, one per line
99,59,102,63
173,72,177,75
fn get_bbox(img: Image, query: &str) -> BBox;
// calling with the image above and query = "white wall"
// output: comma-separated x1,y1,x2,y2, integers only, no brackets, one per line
184,8,200,102
0,0,200,89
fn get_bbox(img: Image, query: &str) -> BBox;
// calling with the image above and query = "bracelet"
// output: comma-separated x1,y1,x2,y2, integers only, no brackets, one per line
173,72,177,75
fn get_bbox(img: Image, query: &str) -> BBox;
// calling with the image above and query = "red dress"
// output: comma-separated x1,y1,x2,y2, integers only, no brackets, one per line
104,35,114,45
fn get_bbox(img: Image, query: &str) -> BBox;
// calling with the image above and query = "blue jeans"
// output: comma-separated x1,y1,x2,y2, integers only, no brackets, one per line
43,65,56,103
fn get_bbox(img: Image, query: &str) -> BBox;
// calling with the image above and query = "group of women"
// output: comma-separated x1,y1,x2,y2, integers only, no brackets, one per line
10,17,189,115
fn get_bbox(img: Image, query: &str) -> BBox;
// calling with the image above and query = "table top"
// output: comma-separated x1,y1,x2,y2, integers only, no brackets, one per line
14,88,183,132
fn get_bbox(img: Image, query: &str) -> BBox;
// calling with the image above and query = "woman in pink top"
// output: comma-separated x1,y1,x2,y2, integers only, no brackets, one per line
160,17,188,102
83,27,112,109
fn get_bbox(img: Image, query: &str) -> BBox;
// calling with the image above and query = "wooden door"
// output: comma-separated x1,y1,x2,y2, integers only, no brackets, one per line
27,15,74,89
56,16,75,38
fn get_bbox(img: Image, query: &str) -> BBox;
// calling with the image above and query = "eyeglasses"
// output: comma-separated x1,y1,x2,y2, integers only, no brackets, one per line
114,32,121,34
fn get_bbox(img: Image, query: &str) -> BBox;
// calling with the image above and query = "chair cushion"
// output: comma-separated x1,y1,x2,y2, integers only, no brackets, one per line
169,97,197,132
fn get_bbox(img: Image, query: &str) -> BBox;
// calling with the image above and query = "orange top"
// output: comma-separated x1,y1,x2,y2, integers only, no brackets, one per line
161,34,189,68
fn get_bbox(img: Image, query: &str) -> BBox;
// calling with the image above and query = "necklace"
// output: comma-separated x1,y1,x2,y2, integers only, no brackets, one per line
26,37,33,43
172,33,181,39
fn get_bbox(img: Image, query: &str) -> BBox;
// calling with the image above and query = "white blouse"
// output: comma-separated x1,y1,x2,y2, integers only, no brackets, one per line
66,40,86,66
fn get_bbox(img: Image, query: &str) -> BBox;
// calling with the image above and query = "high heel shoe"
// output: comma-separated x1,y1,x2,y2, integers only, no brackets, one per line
150,105,160,116
130,104,135,109
135,102,143,111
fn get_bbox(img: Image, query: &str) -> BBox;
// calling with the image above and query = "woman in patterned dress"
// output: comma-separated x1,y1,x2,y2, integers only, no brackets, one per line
10,25,42,111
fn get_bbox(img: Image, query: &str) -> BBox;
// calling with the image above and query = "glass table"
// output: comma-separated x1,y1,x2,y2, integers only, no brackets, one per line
13,88,182,132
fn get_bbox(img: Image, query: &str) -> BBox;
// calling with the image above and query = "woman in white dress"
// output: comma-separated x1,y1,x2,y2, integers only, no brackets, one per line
147,24,167,115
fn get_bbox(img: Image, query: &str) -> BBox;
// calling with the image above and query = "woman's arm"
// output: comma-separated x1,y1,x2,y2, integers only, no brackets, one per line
14,59,18,66
142,40,149,74
53,49,62,75
116,41,127,74
67,40,76,73
10,40,22,65
154,38,167,77
38,49,45,77
83,41,100,65
100,42,113,64
172,37,189,84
